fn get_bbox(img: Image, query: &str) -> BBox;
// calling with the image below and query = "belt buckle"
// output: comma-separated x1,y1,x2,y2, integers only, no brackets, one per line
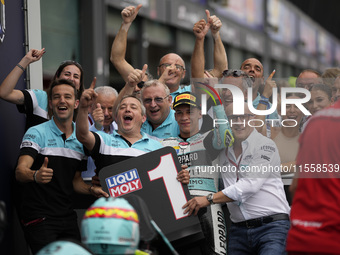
246,220,254,228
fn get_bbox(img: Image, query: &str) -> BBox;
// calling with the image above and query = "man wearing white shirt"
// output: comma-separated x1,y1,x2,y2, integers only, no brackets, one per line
183,103,290,255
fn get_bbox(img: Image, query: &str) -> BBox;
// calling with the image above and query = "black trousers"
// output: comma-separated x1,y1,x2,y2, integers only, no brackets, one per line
22,215,80,254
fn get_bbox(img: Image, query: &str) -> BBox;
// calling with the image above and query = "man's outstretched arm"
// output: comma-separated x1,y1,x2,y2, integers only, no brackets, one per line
110,5,142,82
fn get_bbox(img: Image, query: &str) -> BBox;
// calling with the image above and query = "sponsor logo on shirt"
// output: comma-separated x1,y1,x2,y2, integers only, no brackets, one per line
261,155,270,161
260,145,276,153
21,141,32,147
24,134,36,140
47,139,57,146
105,169,142,197
178,152,198,165
243,155,253,161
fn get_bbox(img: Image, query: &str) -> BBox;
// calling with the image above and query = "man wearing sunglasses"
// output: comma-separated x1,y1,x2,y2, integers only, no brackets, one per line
110,5,190,102
183,103,290,255
240,58,279,122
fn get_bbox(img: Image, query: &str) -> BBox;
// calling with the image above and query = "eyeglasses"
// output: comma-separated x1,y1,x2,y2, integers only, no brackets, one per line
143,95,169,105
159,63,185,71
227,114,254,122
222,69,248,78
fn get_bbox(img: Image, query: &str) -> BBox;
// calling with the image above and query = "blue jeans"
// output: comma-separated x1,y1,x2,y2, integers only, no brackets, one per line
228,220,290,255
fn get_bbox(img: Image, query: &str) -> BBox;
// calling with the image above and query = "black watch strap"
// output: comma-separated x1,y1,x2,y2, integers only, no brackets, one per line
206,193,214,205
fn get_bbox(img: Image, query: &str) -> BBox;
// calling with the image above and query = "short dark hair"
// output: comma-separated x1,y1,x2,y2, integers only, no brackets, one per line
48,79,77,100
48,79,78,119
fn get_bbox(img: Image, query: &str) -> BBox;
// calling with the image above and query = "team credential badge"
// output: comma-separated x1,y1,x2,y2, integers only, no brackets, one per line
105,168,143,197
0,0,5,43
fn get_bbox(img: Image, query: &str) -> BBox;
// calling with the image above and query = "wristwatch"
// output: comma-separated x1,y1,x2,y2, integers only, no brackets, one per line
206,193,214,205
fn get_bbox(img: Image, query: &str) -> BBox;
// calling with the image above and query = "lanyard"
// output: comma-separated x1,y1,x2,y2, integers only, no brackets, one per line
227,151,243,181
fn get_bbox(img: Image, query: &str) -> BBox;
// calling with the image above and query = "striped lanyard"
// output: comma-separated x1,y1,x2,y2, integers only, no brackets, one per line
227,151,243,181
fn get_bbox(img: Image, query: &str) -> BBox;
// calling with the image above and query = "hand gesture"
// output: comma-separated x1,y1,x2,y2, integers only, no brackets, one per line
79,77,97,109
177,165,190,184
262,70,276,99
36,157,53,184
158,65,177,84
90,185,109,198
92,103,104,130
209,13,222,35
24,48,46,64
127,64,148,88
193,10,211,39
121,4,142,24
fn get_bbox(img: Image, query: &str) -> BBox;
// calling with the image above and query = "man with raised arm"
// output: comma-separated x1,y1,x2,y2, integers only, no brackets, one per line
110,5,190,100
110,5,142,82
83,86,119,179
191,10,228,79
76,80,189,184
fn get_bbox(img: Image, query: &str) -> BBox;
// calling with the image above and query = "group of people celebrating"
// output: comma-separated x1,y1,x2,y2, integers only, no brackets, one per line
1,3,340,255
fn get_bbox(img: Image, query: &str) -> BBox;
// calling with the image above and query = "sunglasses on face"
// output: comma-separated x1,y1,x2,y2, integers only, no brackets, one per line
137,81,145,89
222,69,248,78
159,63,185,71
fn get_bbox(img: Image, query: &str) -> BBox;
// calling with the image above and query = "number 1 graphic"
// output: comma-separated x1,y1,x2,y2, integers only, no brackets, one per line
148,153,188,220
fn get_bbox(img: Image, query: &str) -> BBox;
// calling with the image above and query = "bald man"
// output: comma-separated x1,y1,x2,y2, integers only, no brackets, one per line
110,5,190,102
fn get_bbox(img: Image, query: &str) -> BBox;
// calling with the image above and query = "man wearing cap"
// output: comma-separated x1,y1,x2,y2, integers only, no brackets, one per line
161,92,232,255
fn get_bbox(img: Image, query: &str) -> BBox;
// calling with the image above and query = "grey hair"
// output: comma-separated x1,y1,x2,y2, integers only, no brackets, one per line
94,86,118,97
115,95,146,117
140,79,170,97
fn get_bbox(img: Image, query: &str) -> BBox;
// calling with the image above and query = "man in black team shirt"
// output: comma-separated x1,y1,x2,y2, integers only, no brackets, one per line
76,80,190,183
15,79,108,254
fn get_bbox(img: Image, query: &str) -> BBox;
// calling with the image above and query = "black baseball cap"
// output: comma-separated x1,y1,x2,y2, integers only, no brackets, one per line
173,92,200,109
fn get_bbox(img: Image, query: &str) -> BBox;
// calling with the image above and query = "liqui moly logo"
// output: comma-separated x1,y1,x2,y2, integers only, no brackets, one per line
105,169,142,197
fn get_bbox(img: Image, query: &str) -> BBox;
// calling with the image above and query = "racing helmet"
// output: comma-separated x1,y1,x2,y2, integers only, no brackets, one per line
81,197,140,255
36,240,95,255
